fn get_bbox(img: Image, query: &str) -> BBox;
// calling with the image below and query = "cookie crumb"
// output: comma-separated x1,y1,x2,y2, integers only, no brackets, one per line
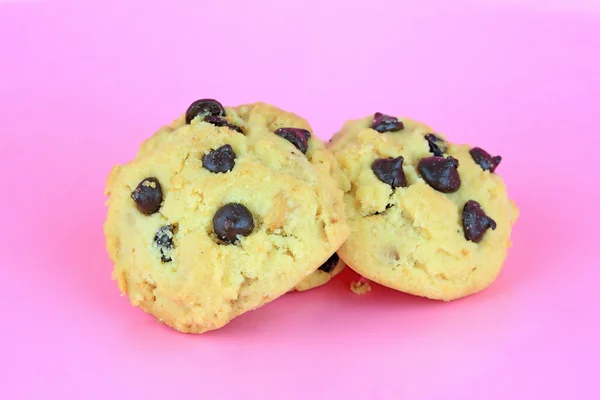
350,279,371,295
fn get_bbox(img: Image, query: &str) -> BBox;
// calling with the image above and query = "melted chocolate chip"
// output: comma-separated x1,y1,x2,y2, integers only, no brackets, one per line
462,200,496,243
154,224,177,262
202,144,236,173
274,128,311,154
131,177,163,215
372,156,407,189
470,147,502,173
213,203,255,244
204,116,243,133
318,253,340,273
417,156,461,193
370,112,404,133
425,134,447,157
185,99,225,124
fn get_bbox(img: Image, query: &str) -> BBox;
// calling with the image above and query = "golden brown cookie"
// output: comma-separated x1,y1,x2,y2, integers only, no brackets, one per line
104,100,348,333
329,113,519,301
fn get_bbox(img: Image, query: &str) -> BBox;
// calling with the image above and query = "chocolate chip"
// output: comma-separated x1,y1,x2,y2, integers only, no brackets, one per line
470,147,502,173
417,156,461,193
425,134,447,157
274,128,311,154
131,177,163,215
202,144,236,173
371,156,407,189
213,203,255,244
462,200,496,243
370,112,404,133
185,99,225,124
318,253,340,273
204,116,243,133
154,224,177,262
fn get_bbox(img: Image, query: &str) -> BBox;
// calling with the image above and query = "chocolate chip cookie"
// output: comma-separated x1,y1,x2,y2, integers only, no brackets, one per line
328,113,519,301
104,100,348,333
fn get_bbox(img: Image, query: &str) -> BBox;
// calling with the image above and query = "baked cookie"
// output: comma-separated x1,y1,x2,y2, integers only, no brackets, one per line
293,253,345,291
137,101,348,293
329,113,519,301
104,99,348,333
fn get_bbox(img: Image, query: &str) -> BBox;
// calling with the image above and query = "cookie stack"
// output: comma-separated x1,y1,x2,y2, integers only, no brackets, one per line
104,99,518,333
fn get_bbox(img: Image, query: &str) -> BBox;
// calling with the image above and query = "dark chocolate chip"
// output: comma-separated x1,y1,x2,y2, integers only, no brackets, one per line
425,134,447,157
202,144,236,173
318,253,340,273
417,156,461,193
370,112,404,133
154,224,177,262
371,156,407,189
131,177,163,215
274,127,311,154
462,200,496,243
185,99,225,124
470,147,502,173
213,203,255,244
203,115,243,133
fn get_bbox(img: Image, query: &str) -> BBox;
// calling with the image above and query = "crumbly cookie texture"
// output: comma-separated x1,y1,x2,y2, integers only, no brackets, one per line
350,279,372,295
293,253,345,291
104,100,348,333
329,114,519,301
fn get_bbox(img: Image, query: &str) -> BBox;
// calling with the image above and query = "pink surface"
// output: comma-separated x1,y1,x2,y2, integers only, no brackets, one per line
1,0,599,398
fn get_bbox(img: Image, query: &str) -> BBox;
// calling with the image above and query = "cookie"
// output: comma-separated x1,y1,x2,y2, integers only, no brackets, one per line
329,113,519,301
138,100,348,293
293,253,346,291
104,100,349,333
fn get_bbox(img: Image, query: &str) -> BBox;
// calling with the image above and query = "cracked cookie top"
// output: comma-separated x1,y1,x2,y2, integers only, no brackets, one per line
104,101,348,333
328,113,519,301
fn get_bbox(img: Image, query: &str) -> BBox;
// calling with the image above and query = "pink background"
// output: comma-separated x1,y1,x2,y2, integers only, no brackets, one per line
2,0,599,398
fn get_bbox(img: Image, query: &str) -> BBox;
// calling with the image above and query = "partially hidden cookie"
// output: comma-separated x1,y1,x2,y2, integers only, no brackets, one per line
104,99,348,333
293,253,346,291
328,113,519,301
